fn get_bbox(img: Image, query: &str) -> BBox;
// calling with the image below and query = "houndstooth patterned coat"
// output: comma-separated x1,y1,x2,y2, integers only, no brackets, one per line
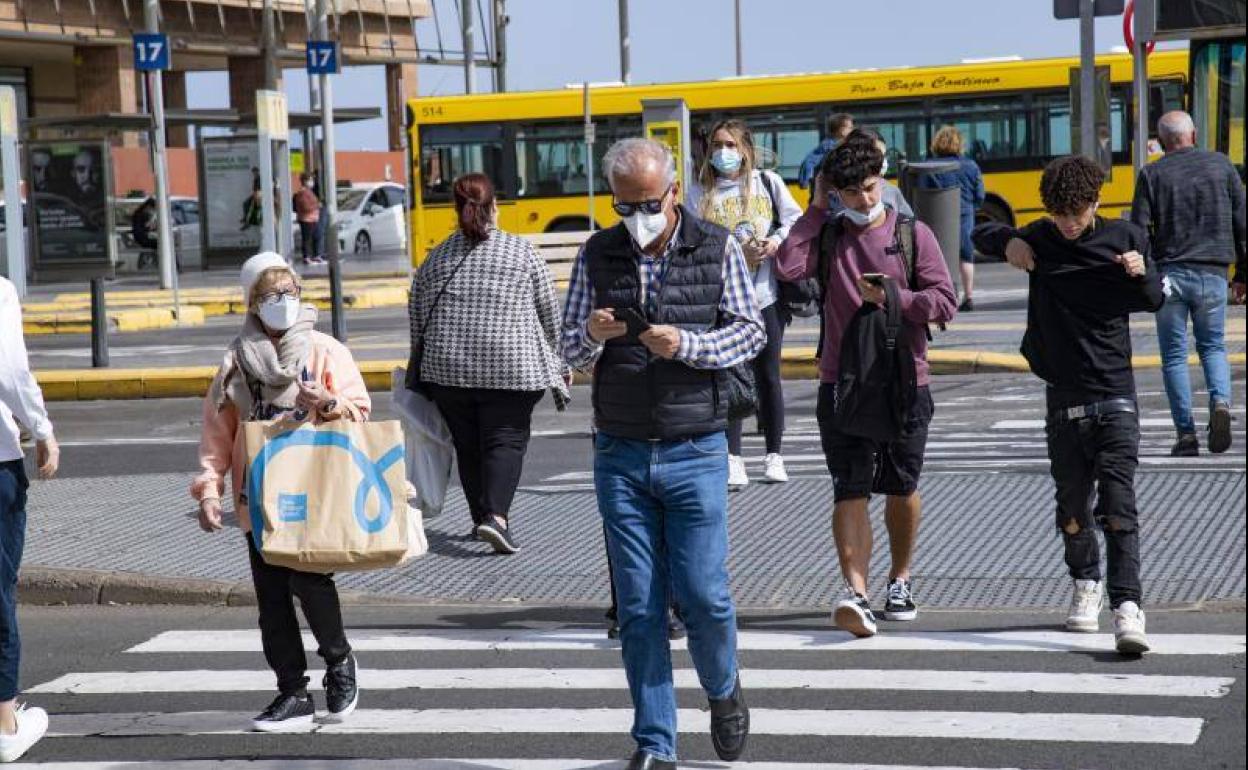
409,228,570,409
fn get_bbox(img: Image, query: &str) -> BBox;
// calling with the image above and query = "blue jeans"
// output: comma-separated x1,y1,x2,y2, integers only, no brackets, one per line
1156,266,1233,434
594,431,738,762
0,460,29,702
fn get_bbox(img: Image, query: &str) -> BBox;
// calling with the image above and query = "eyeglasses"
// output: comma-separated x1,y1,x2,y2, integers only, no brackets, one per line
258,289,299,304
612,187,671,217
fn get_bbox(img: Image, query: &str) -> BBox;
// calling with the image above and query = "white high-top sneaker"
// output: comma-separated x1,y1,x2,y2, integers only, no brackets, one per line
1113,601,1150,655
727,455,749,490
762,453,789,483
1065,579,1103,633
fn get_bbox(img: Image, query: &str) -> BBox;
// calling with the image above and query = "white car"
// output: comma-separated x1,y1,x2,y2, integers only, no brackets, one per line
114,196,202,271
334,183,406,256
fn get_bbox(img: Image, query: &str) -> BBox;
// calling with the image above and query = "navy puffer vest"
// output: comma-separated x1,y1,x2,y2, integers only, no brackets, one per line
587,206,729,441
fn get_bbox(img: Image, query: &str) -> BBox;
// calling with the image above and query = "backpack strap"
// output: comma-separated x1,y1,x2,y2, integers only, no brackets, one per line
757,171,783,237
814,215,843,361
892,215,938,341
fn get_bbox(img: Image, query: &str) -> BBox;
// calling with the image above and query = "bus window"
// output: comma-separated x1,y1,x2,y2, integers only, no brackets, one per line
931,95,1029,168
744,109,819,182
419,124,505,201
1192,39,1246,170
852,103,928,168
516,122,591,197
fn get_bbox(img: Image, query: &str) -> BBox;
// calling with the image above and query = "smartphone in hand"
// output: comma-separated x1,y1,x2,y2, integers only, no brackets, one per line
861,273,887,287
612,307,652,336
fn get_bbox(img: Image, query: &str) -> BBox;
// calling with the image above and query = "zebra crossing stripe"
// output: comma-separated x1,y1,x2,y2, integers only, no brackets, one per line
29,667,1234,698
126,629,1247,656
45,707,1204,744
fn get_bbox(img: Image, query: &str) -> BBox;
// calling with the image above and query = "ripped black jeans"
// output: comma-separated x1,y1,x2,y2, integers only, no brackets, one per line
1045,410,1142,609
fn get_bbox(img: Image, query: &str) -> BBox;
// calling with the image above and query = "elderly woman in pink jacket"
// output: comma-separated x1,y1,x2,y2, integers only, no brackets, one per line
190,252,369,733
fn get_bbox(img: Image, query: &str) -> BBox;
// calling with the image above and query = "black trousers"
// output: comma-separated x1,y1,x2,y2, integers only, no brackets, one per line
1045,410,1143,608
728,303,785,455
246,535,351,695
428,384,543,525
299,220,323,260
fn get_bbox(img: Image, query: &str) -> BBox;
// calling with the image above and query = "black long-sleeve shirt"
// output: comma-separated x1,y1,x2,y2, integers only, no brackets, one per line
973,217,1165,408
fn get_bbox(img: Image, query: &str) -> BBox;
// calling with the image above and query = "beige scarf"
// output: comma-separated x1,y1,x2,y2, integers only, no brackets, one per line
211,306,318,417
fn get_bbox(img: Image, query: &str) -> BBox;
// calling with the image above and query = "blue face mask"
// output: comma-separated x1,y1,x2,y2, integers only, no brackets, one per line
710,149,743,175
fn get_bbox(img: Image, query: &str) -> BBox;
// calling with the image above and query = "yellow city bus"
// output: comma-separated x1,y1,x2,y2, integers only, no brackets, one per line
407,49,1189,264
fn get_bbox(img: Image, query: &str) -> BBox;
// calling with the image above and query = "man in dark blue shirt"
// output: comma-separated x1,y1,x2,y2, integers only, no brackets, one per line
797,112,854,192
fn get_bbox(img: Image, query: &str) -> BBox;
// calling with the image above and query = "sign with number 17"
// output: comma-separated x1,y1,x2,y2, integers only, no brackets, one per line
133,33,170,71
306,41,340,75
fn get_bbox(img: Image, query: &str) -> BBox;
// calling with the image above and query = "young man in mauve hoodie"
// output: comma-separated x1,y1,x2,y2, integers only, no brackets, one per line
776,130,957,638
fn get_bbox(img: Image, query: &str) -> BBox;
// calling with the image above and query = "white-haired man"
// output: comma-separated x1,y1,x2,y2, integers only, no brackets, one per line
561,138,764,770
1131,110,1247,457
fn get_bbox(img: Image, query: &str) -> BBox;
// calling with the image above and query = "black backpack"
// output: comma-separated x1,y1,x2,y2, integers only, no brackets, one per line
757,172,821,318
816,214,925,442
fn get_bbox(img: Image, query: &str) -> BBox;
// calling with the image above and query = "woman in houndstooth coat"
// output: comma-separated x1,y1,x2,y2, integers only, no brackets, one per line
407,173,570,555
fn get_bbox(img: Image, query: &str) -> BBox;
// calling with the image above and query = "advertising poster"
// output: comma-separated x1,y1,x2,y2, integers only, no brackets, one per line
203,137,263,252
27,141,111,266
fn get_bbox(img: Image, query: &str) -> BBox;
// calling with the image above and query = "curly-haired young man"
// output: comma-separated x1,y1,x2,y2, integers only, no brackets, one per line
973,155,1165,655
777,130,956,637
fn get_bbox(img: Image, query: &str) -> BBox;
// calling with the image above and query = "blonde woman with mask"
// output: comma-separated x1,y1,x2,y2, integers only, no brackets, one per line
688,119,802,489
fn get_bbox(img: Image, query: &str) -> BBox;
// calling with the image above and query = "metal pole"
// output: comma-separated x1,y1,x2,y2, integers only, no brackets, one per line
461,0,476,94
262,0,280,90
584,82,594,230
258,108,277,253
1079,0,1097,162
1132,0,1150,173
0,86,25,297
304,0,319,174
618,0,630,84
734,0,743,76
90,276,110,368
493,0,507,92
144,0,180,316
316,0,345,341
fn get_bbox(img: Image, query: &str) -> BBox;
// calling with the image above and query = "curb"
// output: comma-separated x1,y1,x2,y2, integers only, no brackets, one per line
20,566,1245,613
23,306,207,335
35,352,1248,401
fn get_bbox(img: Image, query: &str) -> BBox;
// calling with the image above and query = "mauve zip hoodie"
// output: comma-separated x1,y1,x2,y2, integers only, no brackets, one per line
775,206,957,386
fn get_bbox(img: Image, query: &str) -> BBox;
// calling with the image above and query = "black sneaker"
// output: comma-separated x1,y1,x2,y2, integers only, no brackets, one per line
251,691,315,732
476,518,521,554
625,750,676,770
1208,402,1233,454
958,297,975,312
833,589,878,638
1171,433,1200,457
322,654,359,723
708,675,749,762
883,578,918,621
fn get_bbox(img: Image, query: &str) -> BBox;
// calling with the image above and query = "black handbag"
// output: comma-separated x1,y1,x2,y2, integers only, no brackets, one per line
724,362,757,421
406,248,472,395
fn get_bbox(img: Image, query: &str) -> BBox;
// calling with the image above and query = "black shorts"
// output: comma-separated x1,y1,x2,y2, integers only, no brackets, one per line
816,383,935,502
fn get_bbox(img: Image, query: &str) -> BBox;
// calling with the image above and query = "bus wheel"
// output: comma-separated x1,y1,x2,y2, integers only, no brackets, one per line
547,217,594,233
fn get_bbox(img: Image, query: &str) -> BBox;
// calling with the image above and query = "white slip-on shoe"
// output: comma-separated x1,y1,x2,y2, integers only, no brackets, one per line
0,704,49,763
1113,601,1150,655
1065,579,1103,633
727,455,749,490
761,453,789,484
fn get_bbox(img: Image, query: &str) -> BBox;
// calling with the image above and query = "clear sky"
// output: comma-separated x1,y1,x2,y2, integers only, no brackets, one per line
187,0,1179,151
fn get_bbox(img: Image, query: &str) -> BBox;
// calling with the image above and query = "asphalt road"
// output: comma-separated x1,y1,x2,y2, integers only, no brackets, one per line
12,603,1245,768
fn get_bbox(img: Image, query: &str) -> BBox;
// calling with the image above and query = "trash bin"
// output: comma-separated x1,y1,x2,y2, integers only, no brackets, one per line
903,160,962,298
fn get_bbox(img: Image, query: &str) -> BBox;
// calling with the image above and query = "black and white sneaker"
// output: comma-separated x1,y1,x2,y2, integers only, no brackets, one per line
322,654,359,723
833,587,878,638
251,692,316,732
883,578,918,621
476,517,521,554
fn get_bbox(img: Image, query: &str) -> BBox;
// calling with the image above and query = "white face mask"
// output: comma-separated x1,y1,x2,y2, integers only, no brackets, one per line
880,157,890,177
623,210,669,250
839,200,887,227
257,296,302,331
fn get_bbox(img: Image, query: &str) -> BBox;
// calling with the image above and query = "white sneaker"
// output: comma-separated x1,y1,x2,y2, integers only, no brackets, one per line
0,704,49,763
1113,601,1150,655
1065,579,1102,633
727,455,749,490
761,453,789,483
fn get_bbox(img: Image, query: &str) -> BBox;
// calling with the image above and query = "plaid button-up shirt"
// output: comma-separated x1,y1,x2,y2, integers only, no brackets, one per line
561,214,765,372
